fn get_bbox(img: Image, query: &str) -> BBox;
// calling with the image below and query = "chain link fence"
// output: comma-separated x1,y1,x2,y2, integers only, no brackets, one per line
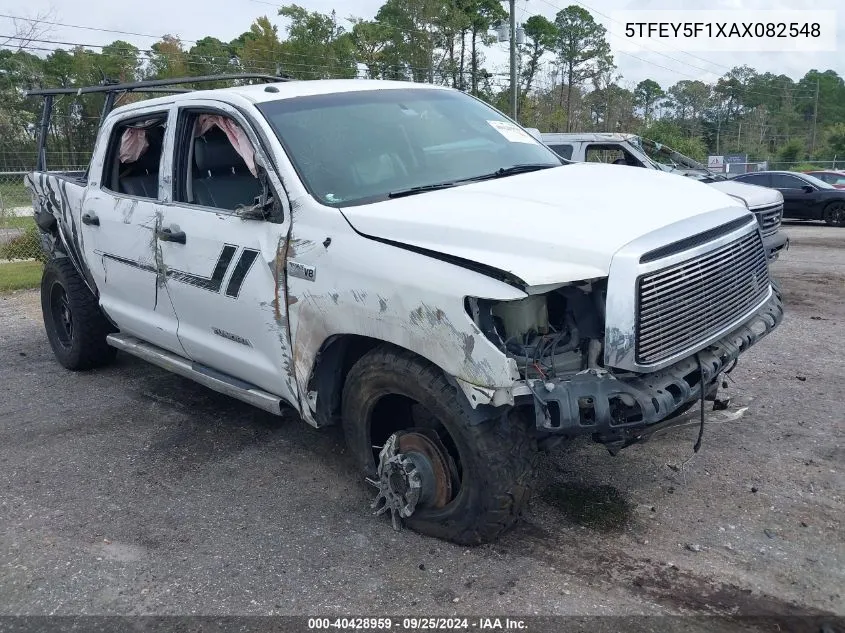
0,170,44,265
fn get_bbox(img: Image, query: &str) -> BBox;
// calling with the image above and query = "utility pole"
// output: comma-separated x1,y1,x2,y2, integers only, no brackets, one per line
716,111,721,154
497,0,521,120
811,76,820,154
508,0,517,120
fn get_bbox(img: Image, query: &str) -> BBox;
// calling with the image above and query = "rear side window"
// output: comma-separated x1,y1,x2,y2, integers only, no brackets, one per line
101,114,168,199
548,144,573,160
771,174,805,189
737,173,770,186
585,144,643,167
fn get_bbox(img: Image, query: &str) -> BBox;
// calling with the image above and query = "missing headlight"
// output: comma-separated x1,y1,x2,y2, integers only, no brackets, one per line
466,280,607,380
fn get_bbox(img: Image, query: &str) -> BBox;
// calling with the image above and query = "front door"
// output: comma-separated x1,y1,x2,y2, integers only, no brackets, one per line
771,173,815,219
80,107,183,354
155,103,299,407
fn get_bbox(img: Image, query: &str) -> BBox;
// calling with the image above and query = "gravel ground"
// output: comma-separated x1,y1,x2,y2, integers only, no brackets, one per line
0,222,842,623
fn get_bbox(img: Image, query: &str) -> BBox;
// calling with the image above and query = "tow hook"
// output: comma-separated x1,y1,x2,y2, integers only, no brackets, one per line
367,430,455,532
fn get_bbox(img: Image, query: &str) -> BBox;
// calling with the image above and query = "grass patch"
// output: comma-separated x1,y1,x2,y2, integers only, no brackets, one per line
0,260,43,292
0,179,30,209
0,215,35,230
0,222,44,262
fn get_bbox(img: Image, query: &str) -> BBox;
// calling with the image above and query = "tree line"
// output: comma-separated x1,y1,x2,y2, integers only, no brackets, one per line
1,1,845,170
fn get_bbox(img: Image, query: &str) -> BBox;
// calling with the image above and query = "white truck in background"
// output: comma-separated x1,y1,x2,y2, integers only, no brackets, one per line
25,76,783,544
538,132,789,261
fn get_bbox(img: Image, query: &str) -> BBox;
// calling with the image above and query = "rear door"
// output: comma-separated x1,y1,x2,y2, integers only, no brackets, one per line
80,106,183,353
155,100,299,406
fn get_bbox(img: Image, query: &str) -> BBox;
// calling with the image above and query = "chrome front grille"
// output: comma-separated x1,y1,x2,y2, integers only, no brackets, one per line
754,203,783,236
635,229,770,365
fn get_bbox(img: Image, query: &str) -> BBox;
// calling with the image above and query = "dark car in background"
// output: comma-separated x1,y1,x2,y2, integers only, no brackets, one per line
732,171,845,227
804,170,845,189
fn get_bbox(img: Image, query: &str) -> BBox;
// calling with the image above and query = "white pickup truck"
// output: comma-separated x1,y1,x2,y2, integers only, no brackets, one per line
25,76,783,544
539,132,789,261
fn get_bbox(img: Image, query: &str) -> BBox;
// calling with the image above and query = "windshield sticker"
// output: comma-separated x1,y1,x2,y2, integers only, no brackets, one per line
487,120,535,144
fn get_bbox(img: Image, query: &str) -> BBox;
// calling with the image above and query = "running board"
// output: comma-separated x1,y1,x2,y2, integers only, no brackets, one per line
106,333,284,416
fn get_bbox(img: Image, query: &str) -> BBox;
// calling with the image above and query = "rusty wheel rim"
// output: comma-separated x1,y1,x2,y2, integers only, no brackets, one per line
398,430,454,509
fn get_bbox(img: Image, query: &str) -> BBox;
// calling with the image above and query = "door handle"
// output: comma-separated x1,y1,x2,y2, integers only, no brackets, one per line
156,227,186,244
81,212,99,226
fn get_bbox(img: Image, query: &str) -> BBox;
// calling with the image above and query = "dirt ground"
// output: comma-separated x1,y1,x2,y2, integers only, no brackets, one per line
0,222,842,624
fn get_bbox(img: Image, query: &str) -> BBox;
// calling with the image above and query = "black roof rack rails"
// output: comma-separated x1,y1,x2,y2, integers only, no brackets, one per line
24,73,291,97
26,73,292,171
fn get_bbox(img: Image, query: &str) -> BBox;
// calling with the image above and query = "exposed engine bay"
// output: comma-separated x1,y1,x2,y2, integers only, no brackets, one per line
466,282,783,452
466,280,607,380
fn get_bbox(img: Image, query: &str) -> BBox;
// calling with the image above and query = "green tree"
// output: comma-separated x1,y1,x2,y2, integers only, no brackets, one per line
467,0,505,95
278,4,356,79
824,123,845,157
666,80,711,136
189,37,236,78
518,15,556,111
349,19,392,79
633,79,663,124
374,0,442,82
236,16,285,76
639,120,707,162
148,35,189,79
778,139,805,163
552,5,612,132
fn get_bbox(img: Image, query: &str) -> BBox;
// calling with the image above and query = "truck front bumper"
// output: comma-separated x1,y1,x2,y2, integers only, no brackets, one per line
763,231,789,261
528,289,783,446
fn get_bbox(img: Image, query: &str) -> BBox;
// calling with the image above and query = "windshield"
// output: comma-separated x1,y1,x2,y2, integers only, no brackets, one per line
630,136,723,180
801,173,836,189
256,88,562,206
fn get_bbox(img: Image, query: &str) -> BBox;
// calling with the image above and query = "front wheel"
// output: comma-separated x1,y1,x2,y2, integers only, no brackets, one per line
41,258,117,370
341,346,538,545
823,201,845,227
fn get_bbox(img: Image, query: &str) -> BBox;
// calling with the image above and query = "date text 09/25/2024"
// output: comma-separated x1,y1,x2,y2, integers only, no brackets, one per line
307,618,528,630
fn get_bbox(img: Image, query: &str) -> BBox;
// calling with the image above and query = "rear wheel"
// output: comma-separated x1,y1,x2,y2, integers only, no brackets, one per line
823,201,845,227
41,258,116,370
341,345,538,545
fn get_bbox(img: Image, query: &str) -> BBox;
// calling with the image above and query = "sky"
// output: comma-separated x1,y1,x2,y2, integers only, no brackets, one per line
1,0,843,91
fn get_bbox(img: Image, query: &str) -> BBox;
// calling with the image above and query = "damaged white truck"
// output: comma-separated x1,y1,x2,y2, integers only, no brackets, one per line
25,75,783,545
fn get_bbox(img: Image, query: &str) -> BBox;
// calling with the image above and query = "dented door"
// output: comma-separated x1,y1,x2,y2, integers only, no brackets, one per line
152,100,299,407
155,207,298,405
80,180,183,355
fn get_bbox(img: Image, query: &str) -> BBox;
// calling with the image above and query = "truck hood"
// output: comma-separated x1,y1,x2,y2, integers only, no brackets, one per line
340,163,750,288
708,179,783,209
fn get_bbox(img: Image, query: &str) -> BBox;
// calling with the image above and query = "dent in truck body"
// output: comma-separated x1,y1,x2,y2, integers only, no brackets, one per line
282,197,526,428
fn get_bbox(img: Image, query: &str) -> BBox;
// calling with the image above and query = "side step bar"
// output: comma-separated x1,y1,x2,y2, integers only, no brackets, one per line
106,333,284,416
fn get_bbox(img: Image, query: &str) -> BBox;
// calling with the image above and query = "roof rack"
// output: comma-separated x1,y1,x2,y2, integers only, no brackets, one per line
24,73,291,97
27,73,292,171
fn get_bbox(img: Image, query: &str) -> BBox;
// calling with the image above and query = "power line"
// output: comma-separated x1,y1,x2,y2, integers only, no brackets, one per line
0,12,201,44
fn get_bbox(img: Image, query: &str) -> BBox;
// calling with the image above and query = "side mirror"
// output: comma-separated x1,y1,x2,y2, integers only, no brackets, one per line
802,184,815,193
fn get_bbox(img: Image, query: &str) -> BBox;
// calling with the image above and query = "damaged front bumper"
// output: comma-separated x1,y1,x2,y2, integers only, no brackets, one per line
525,290,783,446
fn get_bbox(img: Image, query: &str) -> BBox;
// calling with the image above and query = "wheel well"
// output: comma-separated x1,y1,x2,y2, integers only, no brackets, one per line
309,334,381,426
309,336,497,429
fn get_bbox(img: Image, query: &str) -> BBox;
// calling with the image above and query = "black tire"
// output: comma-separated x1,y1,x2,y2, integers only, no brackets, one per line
41,258,117,371
823,201,845,227
342,345,538,545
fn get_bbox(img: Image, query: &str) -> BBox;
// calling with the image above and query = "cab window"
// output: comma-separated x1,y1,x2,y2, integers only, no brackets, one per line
585,144,643,167
547,144,573,160
102,113,168,199
172,111,263,212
